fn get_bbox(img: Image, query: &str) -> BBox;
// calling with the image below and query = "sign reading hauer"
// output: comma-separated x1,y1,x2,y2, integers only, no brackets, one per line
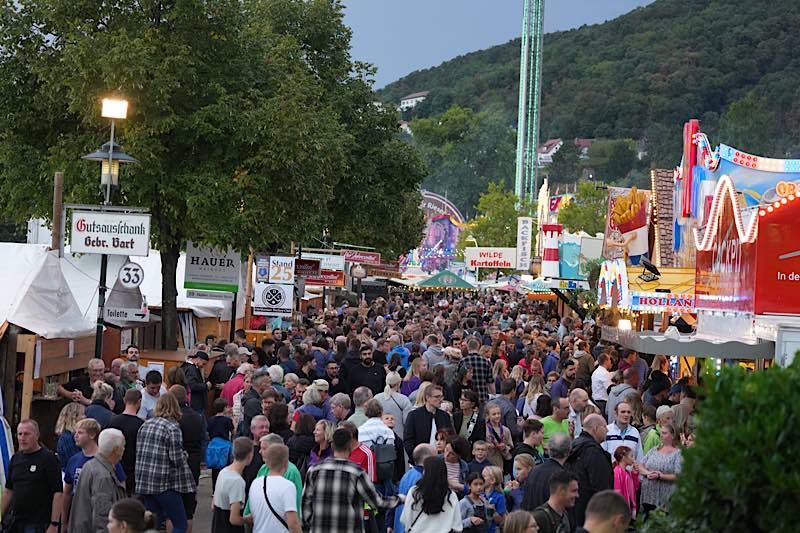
464,247,517,269
342,249,382,266
184,241,241,293
71,211,151,257
252,282,294,316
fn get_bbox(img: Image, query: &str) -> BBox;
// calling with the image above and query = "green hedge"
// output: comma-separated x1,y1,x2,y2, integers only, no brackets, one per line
644,361,800,532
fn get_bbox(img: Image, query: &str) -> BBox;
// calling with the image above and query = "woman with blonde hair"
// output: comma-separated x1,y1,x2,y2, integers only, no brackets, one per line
375,371,412,439
520,374,546,419
56,402,85,471
414,381,433,407
85,380,115,428
402,356,428,396
492,359,509,393
503,510,538,533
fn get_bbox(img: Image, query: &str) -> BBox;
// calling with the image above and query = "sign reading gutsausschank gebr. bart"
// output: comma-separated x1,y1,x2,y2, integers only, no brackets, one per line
71,211,151,257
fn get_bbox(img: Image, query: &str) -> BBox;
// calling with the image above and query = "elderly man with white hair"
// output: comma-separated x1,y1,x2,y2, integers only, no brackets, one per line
67,428,126,533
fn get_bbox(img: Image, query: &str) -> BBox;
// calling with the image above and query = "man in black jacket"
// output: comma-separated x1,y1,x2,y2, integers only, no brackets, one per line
347,344,386,397
522,432,571,510
566,414,613,526
181,350,210,414
403,384,452,462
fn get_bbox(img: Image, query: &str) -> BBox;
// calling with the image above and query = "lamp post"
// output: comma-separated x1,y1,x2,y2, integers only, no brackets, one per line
83,98,137,358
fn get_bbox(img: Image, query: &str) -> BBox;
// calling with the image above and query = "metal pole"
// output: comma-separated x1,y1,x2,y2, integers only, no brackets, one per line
51,172,64,254
229,292,238,342
95,119,115,358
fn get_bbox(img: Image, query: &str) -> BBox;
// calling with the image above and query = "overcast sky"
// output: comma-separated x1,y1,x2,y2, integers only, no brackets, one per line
343,0,656,88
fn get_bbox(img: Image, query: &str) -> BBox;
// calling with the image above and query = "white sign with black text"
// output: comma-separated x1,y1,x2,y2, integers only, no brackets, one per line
516,217,533,271
267,256,295,284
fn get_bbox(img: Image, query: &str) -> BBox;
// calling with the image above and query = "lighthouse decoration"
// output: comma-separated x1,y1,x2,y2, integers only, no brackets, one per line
541,224,563,278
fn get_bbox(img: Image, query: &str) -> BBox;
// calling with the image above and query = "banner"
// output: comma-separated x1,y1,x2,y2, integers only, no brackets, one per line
301,252,345,271
342,249,382,266
464,247,517,269
305,269,345,287
602,187,651,265
184,241,241,293
516,217,533,271
267,256,295,284
295,258,321,277
70,211,151,257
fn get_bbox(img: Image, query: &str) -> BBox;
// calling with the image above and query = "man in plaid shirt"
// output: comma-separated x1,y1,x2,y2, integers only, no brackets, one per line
302,428,399,533
462,337,495,403
135,394,196,533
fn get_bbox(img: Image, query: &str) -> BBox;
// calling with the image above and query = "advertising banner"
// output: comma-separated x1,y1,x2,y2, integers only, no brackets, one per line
255,256,270,283
70,211,151,257
295,258,321,277
305,269,345,287
464,247,517,269
184,241,241,292
516,217,533,271
252,282,294,316
602,187,651,265
301,252,345,271
342,249,382,266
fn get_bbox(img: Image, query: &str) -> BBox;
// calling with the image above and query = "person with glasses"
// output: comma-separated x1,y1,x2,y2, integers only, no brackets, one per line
403,385,453,464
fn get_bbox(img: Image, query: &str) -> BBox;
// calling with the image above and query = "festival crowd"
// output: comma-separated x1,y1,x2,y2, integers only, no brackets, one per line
1,293,698,533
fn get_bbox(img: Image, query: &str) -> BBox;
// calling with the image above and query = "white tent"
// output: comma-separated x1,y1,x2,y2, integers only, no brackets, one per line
0,243,95,339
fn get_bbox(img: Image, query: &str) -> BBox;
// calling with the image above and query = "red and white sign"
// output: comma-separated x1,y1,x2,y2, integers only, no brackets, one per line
464,247,517,269
71,211,151,257
631,293,695,312
342,249,382,266
305,269,346,287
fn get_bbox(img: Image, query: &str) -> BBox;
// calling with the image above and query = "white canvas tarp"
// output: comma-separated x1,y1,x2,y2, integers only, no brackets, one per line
0,244,95,339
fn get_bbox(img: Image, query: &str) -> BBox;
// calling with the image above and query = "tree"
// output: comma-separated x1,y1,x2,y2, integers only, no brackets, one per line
644,362,800,533
547,145,580,184
457,181,531,252
0,0,425,348
602,140,636,180
557,181,608,236
720,93,778,157
411,105,516,217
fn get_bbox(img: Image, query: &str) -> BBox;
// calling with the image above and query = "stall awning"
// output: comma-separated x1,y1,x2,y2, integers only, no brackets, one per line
414,270,477,291
602,326,774,359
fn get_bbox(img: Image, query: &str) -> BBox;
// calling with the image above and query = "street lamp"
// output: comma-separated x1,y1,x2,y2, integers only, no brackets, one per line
83,98,137,358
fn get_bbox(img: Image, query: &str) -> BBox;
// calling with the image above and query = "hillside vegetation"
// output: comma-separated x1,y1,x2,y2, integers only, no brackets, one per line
380,0,800,167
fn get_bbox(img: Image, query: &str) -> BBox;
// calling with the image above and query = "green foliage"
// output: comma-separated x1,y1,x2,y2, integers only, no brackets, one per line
457,182,531,252
557,181,608,236
0,0,425,347
644,361,800,533
547,146,580,185
720,93,777,157
379,0,800,165
409,105,516,217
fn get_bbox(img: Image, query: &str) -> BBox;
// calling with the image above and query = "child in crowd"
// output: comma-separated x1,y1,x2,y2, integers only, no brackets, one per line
468,441,492,475
484,403,512,469
459,472,490,533
207,398,234,489
481,466,506,533
504,453,534,511
612,446,639,520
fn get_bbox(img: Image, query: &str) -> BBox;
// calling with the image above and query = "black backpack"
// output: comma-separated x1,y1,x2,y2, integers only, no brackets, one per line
370,435,397,482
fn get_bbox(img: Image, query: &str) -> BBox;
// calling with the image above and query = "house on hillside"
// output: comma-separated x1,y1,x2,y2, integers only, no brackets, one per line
574,138,594,159
537,138,563,166
399,91,429,111
399,121,413,135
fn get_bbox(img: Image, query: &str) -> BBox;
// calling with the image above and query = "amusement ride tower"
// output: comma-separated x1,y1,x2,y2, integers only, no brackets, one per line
514,0,545,206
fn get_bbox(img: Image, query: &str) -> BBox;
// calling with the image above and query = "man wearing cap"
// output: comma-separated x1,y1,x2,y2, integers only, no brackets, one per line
181,349,210,415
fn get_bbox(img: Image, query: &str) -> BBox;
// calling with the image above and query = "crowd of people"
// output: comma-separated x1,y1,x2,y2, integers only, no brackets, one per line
1,292,699,533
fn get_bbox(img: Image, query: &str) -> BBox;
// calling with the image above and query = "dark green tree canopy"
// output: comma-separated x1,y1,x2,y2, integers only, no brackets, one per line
0,0,425,347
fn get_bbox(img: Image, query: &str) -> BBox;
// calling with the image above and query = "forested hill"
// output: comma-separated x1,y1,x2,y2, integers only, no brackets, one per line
378,0,800,166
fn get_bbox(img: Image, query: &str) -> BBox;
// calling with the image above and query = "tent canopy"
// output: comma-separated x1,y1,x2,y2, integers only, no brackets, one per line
0,244,94,339
416,270,476,291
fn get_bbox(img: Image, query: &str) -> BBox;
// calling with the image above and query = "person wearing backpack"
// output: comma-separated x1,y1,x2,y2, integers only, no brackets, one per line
358,399,398,532
207,398,234,490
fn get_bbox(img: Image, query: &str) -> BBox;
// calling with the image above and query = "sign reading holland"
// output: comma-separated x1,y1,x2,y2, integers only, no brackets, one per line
464,247,517,269
71,211,151,257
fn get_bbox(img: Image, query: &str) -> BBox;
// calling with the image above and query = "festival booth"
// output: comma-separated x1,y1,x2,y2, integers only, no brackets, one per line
0,244,95,444
412,270,478,293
